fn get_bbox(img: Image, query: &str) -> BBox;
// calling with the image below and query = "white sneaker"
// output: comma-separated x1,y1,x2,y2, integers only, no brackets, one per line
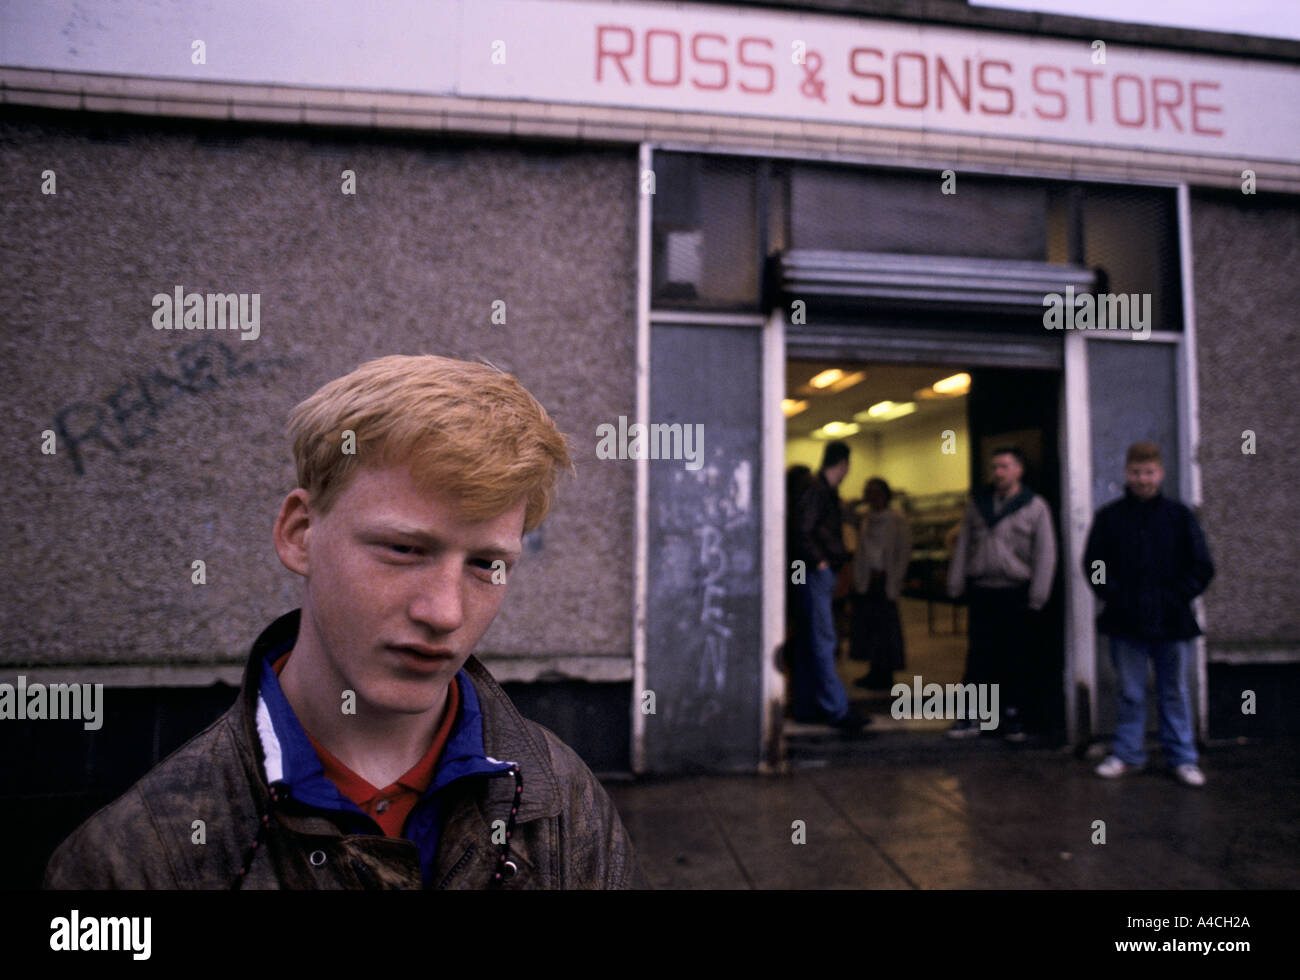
1174,764,1206,787
1095,755,1138,778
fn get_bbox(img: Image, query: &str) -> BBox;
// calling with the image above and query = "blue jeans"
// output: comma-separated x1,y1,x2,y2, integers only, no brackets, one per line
1110,636,1197,767
792,566,850,723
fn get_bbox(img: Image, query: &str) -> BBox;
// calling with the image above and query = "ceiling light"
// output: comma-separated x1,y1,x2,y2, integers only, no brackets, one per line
825,370,866,393
855,401,917,422
782,399,808,418
809,369,844,389
932,372,971,395
814,421,860,438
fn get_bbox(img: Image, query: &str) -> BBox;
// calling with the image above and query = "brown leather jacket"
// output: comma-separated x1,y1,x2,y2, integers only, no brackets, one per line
43,615,647,890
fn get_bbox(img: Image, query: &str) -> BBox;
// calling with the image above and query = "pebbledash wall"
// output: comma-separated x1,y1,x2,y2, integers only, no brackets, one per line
1,0,1298,829
0,121,639,671
1188,189,1300,728
0,123,638,679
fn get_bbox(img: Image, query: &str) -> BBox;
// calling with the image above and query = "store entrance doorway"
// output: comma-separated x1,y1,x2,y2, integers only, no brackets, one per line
967,366,1066,742
782,358,1065,744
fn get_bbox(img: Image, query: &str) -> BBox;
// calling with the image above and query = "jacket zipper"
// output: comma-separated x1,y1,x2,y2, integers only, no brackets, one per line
437,845,475,890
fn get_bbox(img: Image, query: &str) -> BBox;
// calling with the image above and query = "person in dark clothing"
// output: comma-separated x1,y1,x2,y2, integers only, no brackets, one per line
1083,441,1215,786
789,442,866,730
785,465,815,589
784,464,815,663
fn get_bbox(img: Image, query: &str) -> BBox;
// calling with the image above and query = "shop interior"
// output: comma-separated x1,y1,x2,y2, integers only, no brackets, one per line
783,358,1065,736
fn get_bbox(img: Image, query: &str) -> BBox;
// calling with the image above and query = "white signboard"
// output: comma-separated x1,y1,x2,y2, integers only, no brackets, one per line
4,0,1299,163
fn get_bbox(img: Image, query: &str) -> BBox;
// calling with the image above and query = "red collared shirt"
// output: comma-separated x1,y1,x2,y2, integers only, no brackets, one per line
271,652,459,837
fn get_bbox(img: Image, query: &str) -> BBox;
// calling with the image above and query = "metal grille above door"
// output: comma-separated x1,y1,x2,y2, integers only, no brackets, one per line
776,250,1096,316
776,249,1097,369
785,321,1064,369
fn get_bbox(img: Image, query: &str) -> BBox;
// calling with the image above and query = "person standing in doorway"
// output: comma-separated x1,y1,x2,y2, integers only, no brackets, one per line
851,477,911,690
1084,441,1215,786
782,464,815,681
791,442,867,730
946,448,1057,741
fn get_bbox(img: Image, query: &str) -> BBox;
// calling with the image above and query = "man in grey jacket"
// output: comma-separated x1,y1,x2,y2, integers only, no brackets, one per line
946,448,1057,741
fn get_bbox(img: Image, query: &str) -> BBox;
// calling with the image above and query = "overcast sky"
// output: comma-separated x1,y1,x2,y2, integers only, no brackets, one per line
973,0,1300,41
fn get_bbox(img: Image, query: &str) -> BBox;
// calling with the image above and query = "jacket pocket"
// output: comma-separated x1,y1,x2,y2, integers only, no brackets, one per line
437,845,476,890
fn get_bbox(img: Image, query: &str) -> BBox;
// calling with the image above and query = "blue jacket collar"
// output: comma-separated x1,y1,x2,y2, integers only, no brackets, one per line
251,610,515,814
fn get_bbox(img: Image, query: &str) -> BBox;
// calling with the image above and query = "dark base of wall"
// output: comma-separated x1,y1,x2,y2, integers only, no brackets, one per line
500,680,632,777
1208,662,1300,737
2,684,239,890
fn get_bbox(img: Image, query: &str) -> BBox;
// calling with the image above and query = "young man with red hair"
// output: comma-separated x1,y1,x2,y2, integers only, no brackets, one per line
45,355,646,888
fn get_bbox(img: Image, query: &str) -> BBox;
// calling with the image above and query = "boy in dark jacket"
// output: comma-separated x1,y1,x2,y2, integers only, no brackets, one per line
45,355,646,889
1083,441,1215,786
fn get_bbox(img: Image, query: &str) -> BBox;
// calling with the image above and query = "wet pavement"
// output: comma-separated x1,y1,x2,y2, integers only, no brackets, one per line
604,732,1300,889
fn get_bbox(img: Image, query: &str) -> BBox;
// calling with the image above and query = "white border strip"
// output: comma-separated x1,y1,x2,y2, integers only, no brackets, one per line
760,307,786,772
7,68,1300,193
1176,182,1209,740
651,139,1184,190
12,665,245,687
649,310,767,327
1061,330,1095,744
631,141,652,774
1176,185,1205,508
1080,330,1182,344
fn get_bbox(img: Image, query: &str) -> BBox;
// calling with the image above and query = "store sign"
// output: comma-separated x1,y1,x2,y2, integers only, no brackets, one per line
462,0,1299,162
6,0,1299,163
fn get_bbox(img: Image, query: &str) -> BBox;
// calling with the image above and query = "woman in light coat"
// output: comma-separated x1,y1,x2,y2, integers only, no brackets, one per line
850,477,911,689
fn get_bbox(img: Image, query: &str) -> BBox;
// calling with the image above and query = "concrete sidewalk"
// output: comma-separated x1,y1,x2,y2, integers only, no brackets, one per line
604,733,1300,889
